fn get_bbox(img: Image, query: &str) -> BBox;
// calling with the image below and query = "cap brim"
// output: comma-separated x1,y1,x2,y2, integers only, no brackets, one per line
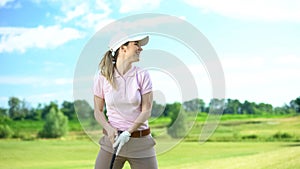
127,35,149,46
109,35,149,52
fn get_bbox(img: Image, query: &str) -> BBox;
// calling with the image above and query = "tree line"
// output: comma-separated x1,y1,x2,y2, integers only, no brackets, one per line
0,98,93,139
0,98,92,121
0,96,299,139
152,97,300,117
1,96,300,121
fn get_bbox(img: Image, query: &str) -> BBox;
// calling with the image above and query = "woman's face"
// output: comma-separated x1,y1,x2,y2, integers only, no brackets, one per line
123,41,143,63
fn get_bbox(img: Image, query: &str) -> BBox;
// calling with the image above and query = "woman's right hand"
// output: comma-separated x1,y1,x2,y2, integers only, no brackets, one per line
106,125,118,145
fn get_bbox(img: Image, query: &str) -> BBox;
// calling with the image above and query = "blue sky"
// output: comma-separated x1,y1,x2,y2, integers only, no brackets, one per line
0,0,300,108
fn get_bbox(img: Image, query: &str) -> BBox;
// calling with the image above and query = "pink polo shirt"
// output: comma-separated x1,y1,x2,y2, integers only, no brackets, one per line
93,66,152,131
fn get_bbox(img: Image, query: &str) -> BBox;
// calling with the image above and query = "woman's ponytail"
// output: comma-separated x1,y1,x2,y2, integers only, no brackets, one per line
98,42,128,89
99,50,117,89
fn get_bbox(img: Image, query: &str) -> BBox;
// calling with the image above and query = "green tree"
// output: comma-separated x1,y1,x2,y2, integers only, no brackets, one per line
38,107,68,138
0,107,7,116
166,102,187,138
26,103,42,120
255,103,273,115
8,97,24,120
167,102,182,126
61,101,76,120
183,98,205,112
290,97,300,113
162,103,170,117
224,99,242,114
74,100,93,120
20,99,30,119
41,101,58,119
167,110,187,138
241,101,256,114
206,98,225,115
151,101,165,117
273,106,294,115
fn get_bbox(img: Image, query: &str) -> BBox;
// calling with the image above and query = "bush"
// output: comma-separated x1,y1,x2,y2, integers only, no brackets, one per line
167,110,187,138
273,132,293,139
38,107,68,138
242,134,258,140
0,124,13,138
12,131,36,141
0,115,11,123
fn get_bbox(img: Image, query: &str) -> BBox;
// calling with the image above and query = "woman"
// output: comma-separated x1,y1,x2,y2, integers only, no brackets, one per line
93,34,158,169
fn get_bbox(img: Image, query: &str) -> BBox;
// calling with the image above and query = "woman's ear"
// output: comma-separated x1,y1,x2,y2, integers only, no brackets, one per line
120,45,127,52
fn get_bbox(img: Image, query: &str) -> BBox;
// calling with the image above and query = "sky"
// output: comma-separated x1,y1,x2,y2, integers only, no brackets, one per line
0,0,300,108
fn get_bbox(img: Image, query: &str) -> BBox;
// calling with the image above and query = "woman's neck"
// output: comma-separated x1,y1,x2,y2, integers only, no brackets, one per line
116,59,132,76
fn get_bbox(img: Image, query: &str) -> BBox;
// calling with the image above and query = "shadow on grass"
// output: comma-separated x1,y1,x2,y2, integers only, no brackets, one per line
282,143,300,147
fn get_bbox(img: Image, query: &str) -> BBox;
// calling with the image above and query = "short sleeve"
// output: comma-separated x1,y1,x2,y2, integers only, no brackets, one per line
138,69,152,95
93,73,105,99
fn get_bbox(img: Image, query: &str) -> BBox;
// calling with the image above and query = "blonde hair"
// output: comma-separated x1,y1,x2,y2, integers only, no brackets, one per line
99,50,117,89
99,42,129,89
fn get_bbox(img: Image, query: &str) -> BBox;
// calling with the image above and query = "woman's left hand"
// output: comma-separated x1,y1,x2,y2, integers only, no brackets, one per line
113,131,131,155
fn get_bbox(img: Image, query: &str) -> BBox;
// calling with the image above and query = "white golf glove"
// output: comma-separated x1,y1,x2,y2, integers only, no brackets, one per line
113,131,131,155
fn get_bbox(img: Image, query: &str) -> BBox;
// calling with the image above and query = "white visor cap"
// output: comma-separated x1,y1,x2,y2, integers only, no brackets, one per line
109,35,149,52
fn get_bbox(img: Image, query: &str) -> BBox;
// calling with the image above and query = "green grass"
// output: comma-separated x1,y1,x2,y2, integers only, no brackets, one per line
1,139,299,169
7,119,83,132
5,119,85,140
157,142,300,169
7,120,45,133
184,115,300,142
5,115,300,142
1,115,300,168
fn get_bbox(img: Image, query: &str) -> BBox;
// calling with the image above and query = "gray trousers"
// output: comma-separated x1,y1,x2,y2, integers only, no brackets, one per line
94,148,158,169
94,135,158,169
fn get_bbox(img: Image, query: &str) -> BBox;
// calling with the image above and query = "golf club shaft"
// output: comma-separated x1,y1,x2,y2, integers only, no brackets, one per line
109,144,119,169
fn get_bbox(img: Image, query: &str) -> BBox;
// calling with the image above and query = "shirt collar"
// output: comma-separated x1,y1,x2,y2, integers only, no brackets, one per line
113,66,136,78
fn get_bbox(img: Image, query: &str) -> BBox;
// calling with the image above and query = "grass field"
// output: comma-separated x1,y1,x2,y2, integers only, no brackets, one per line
183,114,300,142
1,115,300,168
7,114,300,142
1,139,299,169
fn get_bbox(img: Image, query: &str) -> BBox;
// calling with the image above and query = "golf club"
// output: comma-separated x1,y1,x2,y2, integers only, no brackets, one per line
109,144,119,169
110,131,122,169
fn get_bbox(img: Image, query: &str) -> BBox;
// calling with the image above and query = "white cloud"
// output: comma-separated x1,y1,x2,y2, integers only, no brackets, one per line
95,0,111,12
0,0,21,8
60,3,88,23
77,12,115,32
54,1,113,31
100,15,184,34
0,25,85,53
0,76,40,85
184,0,300,22
0,0,14,7
119,0,161,13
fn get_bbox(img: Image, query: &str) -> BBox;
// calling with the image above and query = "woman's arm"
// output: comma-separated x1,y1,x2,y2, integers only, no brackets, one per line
94,95,117,144
127,91,153,133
